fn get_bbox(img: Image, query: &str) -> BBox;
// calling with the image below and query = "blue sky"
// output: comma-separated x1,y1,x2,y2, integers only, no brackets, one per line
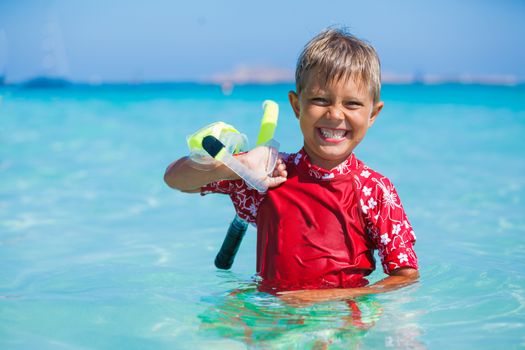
0,0,524,83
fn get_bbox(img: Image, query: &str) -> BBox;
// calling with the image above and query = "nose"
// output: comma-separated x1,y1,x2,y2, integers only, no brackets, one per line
326,105,344,120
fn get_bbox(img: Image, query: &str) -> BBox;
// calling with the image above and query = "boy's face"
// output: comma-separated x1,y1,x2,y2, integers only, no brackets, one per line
289,69,383,169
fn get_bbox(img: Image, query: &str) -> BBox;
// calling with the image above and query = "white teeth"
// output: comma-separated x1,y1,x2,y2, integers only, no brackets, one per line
320,128,347,139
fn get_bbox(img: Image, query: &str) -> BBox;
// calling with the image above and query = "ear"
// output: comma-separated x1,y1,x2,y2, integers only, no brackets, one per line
368,101,384,127
288,91,300,119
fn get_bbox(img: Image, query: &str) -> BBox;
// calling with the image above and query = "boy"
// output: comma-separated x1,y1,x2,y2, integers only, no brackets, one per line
164,28,418,305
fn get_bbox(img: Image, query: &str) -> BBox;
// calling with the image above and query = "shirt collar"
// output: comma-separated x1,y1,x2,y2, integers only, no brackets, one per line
293,148,360,180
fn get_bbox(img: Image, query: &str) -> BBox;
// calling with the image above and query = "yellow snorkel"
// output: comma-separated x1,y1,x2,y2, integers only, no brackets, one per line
185,101,279,269
186,100,279,269
256,100,279,145
213,100,279,269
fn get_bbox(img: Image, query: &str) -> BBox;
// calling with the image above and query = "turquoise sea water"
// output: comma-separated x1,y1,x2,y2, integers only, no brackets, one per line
1,83,524,349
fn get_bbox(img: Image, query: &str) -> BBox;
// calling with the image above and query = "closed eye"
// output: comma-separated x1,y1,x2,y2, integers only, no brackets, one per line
344,100,364,109
310,97,330,106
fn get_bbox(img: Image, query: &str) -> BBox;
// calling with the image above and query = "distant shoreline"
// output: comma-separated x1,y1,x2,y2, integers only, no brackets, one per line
0,76,524,89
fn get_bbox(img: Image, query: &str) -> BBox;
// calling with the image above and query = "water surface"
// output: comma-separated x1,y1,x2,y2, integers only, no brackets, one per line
1,83,524,349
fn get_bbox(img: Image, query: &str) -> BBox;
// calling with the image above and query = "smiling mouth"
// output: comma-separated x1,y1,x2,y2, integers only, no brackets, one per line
318,127,348,142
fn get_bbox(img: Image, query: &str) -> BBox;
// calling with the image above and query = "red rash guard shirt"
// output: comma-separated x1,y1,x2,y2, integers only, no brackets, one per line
202,149,418,292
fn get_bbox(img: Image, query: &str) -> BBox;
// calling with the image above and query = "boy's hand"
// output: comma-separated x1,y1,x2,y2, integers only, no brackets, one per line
278,288,367,307
164,145,287,192
277,268,419,307
236,146,287,189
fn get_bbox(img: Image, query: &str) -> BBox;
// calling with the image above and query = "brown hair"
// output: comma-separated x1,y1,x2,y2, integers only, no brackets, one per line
295,28,381,103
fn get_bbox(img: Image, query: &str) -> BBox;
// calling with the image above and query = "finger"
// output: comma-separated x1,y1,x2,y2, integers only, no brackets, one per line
277,291,293,295
272,164,287,177
272,169,287,178
270,158,283,173
266,176,287,188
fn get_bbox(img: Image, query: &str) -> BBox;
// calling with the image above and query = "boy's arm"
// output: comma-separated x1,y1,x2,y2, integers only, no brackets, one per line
164,146,287,193
278,267,419,306
164,156,234,192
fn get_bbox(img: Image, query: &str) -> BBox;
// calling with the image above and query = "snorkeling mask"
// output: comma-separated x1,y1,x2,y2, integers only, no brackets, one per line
186,119,279,176
187,122,248,165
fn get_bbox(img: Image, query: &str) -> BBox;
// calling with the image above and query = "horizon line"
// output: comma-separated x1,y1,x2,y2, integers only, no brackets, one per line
1,74,524,88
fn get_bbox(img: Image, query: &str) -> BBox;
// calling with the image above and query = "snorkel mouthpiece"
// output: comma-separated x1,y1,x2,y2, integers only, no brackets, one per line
202,135,225,159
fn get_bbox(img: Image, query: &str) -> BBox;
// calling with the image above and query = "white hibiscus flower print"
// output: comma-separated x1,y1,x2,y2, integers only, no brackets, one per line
398,253,408,264
392,223,401,235
294,153,302,165
381,233,391,245
371,177,403,221
247,203,258,217
363,186,372,197
360,199,369,214
335,159,352,175
360,170,371,178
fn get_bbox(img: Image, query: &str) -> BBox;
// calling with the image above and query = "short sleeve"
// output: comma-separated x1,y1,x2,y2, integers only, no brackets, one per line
201,180,266,224
359,173,418,274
